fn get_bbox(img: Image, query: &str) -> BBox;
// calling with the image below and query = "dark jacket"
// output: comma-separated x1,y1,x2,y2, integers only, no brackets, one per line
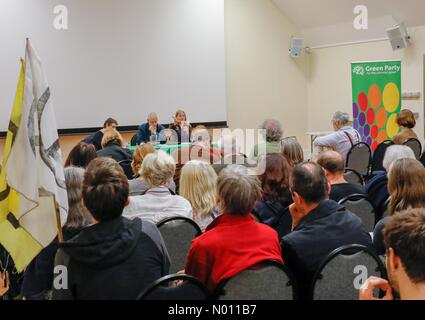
365,171,389,222
373,216,390,256
280,200,373,300
253,198,292,229
21,227,83,299
135,123,166,145
82,130,104,151
97,141,133,163
52,217,170,300
329,183,367,203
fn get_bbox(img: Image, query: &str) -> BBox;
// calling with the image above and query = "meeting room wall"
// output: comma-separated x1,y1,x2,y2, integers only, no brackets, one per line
307,25,425,143
225,0,309,153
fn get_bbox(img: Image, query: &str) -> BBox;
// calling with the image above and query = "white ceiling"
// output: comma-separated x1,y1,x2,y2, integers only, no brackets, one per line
272,0,425,47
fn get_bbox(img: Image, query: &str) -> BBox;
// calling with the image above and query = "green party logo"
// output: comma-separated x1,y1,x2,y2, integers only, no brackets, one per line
353,65,365,76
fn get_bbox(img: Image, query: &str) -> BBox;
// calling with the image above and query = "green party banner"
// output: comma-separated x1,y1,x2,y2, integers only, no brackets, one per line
351,60,401,152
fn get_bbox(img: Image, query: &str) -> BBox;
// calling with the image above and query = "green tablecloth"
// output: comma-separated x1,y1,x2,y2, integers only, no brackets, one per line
129,143,218,155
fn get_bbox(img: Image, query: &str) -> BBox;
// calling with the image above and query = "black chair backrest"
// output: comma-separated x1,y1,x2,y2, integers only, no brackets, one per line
420,151,425,167
130,134,138,146
311,244,386,300
338,194,376,232
403,138,422,160
215,260,297,300
118,159,134,180
346,143,371,177
138,274,209,300
371,140,394,173
343,168,364,185
157,217,202,274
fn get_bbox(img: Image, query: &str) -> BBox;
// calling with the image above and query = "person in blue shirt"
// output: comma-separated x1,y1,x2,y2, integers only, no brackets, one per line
135,112,166,145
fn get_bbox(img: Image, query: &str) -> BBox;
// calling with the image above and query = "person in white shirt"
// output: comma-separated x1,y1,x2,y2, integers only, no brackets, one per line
123,151,192,224
313,111,360,160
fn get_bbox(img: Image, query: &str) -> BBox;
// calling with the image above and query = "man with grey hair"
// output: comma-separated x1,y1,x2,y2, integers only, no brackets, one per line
250,119,284,161
184,165,283,293
366,145,416,223
135,112,166,145
313,111,360,160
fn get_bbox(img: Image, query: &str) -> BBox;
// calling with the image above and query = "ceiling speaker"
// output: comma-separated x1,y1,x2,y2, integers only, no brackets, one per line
386,22,411,51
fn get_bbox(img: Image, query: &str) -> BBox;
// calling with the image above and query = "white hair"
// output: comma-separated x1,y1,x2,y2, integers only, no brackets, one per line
141,150,176,187
332,111,350,126
383,145,416,171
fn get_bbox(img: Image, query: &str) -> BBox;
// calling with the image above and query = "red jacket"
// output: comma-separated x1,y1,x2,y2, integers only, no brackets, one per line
184,213,283,293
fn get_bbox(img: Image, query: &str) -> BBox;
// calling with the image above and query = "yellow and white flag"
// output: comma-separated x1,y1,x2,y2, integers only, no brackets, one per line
0,39,68,272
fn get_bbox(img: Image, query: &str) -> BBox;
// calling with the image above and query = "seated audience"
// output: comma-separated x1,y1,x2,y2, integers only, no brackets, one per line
128,144,176,196
373,158,425,255
82,118,118,151
185,165,283,293
317,150,366,202
21,167,93,300
172,126,221,190
179,160,219,232
252,154,292,228
64,142,97,169
213,134,254,175
250,119,283,161
167,109,192,144
280,162,372,300
281,136,304,167
123,151,192,224
366,145,415,221
135,112,166,145
53,157,170,300
393,109,418,145
360,209,425,300
313,111,360,160
97,129,133,163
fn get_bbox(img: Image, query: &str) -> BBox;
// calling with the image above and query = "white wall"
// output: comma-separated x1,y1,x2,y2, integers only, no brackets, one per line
225,0,309,149
307,26,425,143
0,0,226,130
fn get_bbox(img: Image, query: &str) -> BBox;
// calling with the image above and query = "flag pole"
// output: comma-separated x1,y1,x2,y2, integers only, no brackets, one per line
53,196,64,243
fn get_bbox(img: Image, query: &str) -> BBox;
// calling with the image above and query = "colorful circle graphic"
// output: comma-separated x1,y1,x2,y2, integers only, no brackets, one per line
372,141,378,152
367,108,375,125
364,125,370,137
368,84,381,109
376,108,387,128
358,92,368,111
377,130,388,143
359,112,366,126
353,103,359,119
366,137,372,146
383,82,400,113
371,125,378,139
387,113,400,138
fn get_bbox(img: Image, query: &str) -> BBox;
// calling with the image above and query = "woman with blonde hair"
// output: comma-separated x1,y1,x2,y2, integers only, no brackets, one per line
281,136,304,166
180,160,220,232
97,129,133,164
373,158,425,255
128,144,176,196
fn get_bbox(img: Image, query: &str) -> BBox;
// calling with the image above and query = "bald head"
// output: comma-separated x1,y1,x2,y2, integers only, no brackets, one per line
147,113,159,128
317,151,345,175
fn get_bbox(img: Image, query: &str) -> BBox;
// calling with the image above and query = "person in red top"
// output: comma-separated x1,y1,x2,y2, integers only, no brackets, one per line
184,165,283,293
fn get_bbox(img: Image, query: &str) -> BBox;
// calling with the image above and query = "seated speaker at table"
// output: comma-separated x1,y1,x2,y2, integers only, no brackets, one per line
135,112,166,145
167,109,193,144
